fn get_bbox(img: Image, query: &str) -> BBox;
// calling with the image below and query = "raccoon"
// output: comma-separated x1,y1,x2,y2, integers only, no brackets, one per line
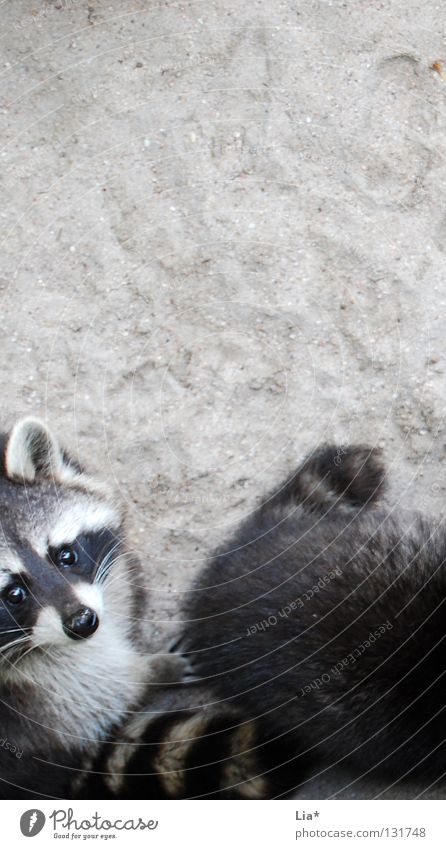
179,444,446,796
0,416,193,799
0,417,275,801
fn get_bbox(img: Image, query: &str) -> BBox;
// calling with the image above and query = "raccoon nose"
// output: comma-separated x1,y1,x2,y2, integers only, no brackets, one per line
63,608,99,641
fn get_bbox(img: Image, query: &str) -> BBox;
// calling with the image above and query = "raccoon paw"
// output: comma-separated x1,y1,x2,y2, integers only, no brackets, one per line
148,651,196,686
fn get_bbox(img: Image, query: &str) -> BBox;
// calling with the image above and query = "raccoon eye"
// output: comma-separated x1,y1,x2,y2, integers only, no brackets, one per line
55,546,78,568
5,585,27,605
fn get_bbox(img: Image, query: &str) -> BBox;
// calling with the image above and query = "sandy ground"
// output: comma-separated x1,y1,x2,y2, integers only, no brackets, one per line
1,0,446,798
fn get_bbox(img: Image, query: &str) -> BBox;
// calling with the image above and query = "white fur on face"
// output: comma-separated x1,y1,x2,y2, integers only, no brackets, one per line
33,606,68,647
73,583,104,616
0,551,28,592
48,501,120,549
6,616,144,749
33,586,104,648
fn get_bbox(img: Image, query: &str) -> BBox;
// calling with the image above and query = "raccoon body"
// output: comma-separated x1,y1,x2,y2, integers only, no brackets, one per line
180,446,446,794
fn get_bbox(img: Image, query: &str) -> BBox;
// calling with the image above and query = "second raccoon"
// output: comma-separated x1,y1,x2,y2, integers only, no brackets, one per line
180,445,446,795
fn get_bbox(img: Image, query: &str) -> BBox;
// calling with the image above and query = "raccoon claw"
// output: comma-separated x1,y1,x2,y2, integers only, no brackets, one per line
167,633,188,655
181,670,200,685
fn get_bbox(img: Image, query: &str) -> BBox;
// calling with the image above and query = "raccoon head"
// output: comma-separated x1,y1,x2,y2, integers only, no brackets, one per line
0,417,133,671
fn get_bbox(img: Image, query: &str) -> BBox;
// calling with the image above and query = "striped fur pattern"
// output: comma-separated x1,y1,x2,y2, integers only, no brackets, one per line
73,694,294,800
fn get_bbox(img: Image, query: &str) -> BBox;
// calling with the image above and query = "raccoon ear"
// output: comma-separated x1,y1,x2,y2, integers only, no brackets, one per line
5,417,78,483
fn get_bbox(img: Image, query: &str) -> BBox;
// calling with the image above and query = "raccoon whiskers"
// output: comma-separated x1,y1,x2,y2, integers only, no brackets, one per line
94,541,122,585
0,634,32,659
10,641,40,670
95,559,114,585
99,556,136,591
95,552,127,587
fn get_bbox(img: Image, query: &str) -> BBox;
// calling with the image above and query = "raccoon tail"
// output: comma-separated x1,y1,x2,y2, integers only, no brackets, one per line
73,700,302,800
262,444,386,516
